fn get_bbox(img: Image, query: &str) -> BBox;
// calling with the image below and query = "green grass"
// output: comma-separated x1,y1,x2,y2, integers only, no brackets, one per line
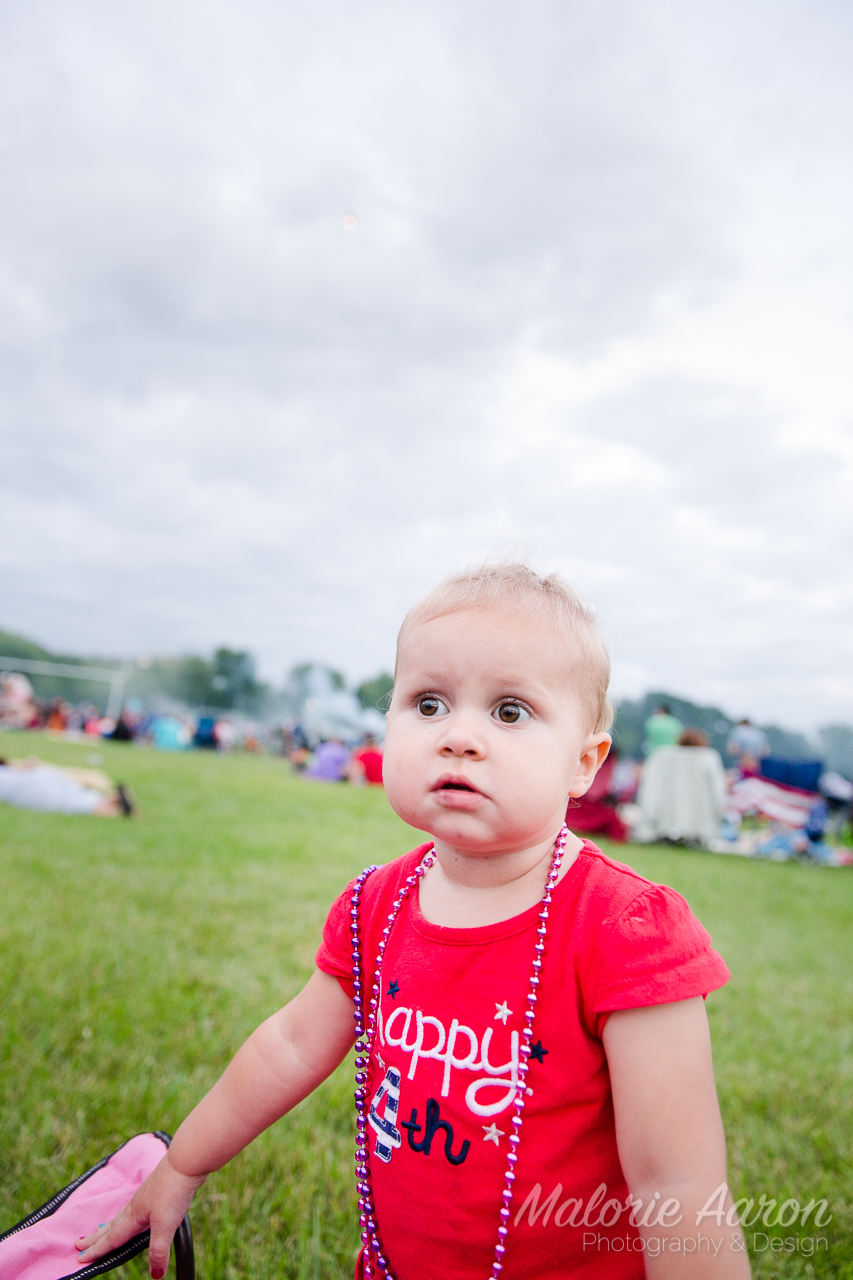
1,730,851,1279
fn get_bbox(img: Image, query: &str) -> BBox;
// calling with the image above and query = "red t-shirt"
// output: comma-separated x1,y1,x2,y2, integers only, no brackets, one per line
316,840,729,1280
354,748,384,785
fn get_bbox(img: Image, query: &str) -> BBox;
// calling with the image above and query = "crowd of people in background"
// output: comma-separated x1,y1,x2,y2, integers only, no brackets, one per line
0,674,133,738
0,675,267,753
0,671,384,795
2,673,851,858
573,702,853,865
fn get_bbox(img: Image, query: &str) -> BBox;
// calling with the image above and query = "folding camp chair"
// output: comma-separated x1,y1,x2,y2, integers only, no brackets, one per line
0,1132,194,1280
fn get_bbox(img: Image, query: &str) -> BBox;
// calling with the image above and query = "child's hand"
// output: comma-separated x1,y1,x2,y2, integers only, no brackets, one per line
74,1154,207,1278
74,970,353,1276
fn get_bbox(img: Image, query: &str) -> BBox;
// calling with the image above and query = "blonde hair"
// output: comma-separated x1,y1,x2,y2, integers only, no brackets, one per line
397,563,613,733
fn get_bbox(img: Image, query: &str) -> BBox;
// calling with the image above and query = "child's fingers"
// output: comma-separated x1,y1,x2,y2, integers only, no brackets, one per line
146,1221,174,1278
74,1226,103,1249
75,1223,107,1250
75,1204,146,1263
75,1219,114,1260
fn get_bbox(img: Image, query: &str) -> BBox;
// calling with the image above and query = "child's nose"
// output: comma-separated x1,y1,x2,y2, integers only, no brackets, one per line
437,716,485,758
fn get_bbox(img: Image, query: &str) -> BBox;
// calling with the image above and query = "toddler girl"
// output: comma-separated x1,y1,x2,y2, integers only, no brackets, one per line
77,565,749,1279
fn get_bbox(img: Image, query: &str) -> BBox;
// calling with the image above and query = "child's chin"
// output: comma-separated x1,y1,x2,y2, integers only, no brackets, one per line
429,813,495,845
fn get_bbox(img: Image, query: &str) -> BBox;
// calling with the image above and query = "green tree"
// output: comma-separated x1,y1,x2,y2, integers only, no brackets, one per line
0,629,54,663
0,627,116,708
174,655,218,707
212,648,262,709
168,650,264,710
356,672,394,712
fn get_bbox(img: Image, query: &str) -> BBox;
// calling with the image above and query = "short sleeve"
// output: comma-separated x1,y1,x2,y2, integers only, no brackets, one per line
591,884,730,1031
315,882,358,999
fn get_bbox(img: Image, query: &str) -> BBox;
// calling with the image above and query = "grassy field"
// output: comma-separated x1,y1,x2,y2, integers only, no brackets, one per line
1,730,851,1280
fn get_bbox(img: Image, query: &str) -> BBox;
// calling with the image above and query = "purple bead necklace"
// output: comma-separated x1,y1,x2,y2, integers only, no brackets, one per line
349,823,570,1280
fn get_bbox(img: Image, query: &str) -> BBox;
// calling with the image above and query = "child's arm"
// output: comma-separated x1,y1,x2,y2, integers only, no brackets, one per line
76,969,355,1277
603,997,751,1279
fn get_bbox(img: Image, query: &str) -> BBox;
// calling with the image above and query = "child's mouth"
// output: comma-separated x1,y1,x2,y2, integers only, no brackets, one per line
432,775,482,797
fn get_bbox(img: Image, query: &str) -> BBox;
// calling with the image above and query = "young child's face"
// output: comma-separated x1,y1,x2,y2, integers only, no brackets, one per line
383,606,609,857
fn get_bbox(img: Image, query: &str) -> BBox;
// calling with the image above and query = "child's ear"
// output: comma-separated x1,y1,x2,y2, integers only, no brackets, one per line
568,734,612,797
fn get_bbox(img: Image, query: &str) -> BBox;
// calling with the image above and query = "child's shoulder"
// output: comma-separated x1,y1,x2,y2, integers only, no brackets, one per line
573,839,697,929
572,841,730,1011
576,839,653,889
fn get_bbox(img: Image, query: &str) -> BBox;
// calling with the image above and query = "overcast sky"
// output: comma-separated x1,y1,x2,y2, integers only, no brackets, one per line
2,0,852,729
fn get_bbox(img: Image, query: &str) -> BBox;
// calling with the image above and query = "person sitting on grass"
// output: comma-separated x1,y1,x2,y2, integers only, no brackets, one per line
77,564,748,1280
347,733,384,786
725,719,769,777
634,730,727,850
304,736,350,782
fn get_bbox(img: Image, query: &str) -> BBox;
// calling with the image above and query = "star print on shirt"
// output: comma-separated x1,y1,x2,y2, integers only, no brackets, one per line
482,1123,505,1146
387,980,400,1000
494,1001,512,1025
529,1040,549,1063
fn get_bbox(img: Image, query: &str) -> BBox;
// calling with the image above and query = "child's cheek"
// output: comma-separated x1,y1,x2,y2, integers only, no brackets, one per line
384,757,427,826
379,755,408,816
384,787,422,829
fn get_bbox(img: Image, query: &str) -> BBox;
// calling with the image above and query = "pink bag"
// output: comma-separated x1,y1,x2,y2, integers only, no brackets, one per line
0,1132,194,1279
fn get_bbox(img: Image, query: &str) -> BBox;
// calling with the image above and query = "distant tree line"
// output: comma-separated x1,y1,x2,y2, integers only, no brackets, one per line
0,628,268,714
130,649,267,713
0,628,116,706
3,623,853,776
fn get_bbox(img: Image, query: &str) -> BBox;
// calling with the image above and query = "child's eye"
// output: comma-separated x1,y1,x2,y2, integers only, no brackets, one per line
417,695,449,718
494,702,530,725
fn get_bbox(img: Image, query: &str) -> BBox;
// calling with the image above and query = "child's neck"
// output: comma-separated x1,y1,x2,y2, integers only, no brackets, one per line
417,830,584,929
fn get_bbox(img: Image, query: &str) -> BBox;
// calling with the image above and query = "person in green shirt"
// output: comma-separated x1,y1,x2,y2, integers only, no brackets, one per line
644,702,684,753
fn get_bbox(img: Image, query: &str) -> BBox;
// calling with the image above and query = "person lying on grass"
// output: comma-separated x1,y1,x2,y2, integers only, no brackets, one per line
0,756,134,816
78,564,750,1280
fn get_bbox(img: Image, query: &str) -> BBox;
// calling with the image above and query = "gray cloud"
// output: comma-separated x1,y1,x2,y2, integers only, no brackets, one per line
2,0,852,728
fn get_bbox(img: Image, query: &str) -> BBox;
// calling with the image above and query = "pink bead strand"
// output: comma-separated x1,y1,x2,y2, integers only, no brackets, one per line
350,824,568,1280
